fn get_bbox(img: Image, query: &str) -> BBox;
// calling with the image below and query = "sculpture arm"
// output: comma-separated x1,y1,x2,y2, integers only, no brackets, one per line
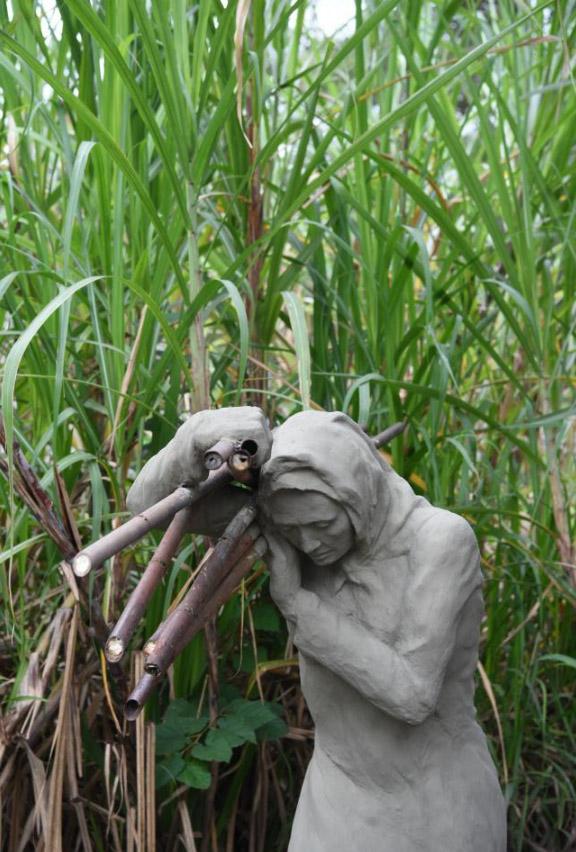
290,514,482,725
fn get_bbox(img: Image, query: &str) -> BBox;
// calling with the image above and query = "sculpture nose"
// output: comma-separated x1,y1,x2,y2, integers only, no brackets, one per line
288,527,307,549
291,528,319,554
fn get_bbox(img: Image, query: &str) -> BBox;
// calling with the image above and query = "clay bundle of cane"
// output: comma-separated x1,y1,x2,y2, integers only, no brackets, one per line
71,437,264,720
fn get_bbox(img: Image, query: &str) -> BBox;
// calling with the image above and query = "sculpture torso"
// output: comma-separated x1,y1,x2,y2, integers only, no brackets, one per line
288,488,506,851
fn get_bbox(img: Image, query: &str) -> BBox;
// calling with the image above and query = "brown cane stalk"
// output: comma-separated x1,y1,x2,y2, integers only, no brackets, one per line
143,503,258,678
372,420,407,448
105,507,192,663
72,466,231,577
125,536,266,720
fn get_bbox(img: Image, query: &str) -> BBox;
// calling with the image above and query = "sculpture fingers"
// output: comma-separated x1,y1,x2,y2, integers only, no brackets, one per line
262,527,301,619
126,406,272,518
185,406,273,470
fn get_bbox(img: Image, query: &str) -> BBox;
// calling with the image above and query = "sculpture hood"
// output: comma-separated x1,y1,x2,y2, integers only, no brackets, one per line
260,410,394,551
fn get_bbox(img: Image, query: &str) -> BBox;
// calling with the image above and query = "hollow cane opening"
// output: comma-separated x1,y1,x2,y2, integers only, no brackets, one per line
203,438,237,470
124,700,141,721
240,438,258,457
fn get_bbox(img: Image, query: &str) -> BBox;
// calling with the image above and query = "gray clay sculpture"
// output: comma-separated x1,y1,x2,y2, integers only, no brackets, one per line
127,407,507,852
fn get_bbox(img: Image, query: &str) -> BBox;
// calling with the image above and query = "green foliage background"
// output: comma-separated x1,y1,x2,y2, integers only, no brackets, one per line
0,0,575,849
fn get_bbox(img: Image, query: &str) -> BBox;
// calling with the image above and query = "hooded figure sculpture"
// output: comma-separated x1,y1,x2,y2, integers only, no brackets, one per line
127,407,506,851
260,411,506,852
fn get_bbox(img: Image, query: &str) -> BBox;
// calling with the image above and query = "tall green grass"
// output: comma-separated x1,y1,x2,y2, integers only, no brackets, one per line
1,1,574,849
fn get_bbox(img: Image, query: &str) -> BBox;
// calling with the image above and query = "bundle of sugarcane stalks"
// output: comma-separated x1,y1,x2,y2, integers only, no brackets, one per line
71,436,267,720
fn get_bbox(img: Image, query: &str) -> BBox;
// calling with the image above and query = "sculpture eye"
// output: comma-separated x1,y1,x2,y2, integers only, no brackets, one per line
314,521,331,530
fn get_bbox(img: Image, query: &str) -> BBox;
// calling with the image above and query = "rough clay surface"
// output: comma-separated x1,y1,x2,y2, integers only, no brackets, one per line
128,408,507,851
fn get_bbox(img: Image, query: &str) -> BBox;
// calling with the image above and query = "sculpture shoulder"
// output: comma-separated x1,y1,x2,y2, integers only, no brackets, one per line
410,508,481,583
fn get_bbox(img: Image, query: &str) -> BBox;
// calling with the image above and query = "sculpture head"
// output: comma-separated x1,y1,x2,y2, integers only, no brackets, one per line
260,410,390,564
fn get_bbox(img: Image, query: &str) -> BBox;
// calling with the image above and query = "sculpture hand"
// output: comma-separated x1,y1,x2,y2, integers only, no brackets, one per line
263,527,301,622
126,406,272,527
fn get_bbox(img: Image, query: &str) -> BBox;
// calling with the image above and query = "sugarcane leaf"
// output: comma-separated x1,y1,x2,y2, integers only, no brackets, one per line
0,272,20,301
0,34,188,299
217,279,250,401
282,291,311,409
539,654,576,670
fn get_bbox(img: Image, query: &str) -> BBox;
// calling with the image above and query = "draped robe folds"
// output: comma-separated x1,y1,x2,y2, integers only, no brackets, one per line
259,412,507,852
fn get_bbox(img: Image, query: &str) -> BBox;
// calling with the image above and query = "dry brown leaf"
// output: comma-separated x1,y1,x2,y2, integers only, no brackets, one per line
178,799,198,852
13,652,43,732
134,652,146,852
477,660,508,785
146,723,156,852
53,466,83,553
0,414,76,560
22,741,49,841
64,695,93,852
46,605,79,852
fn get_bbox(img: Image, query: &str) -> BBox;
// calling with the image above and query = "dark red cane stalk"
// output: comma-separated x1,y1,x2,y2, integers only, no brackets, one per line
125,537,266,720
105,507,192,663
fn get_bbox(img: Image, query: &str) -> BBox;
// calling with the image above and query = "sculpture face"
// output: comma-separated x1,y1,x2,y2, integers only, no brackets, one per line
269,489,354,565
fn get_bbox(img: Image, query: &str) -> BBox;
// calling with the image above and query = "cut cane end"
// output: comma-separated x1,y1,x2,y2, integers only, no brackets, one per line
143,640,156,656
229,451,251,472
124,699,141,721
105,636,125,663
240,438,258,456
144,662,161,677
204,451,223,470
72,553,92,577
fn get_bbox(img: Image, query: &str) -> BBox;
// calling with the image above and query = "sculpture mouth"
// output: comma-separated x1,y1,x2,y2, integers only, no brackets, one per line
309,547,335,564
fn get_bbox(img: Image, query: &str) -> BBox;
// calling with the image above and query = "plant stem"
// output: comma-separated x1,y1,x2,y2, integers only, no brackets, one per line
188,182,210,411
